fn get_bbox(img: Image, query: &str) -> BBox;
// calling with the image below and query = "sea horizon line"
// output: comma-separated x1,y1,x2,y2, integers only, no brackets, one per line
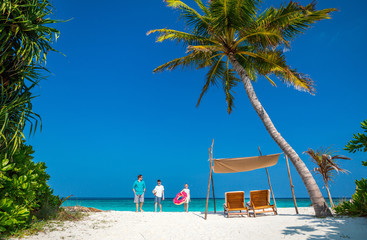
64,196,350,200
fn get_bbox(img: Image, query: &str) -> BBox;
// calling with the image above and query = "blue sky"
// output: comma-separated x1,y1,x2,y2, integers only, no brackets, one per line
28,0,367,199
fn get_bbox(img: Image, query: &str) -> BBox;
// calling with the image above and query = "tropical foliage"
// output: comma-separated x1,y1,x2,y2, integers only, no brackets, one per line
344,119,367,165
0,86,39,157
0,143,59,234
304,147,350,208
148,0,336,217
334,161,367,217
0,0,61,234
0,0,60,154
335,120,367,216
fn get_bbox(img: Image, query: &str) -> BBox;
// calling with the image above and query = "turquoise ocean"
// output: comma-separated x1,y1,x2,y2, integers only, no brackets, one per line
62,198,344,212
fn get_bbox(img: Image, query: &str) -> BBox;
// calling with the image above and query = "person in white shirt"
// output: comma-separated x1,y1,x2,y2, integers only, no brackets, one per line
181,183,190,213
152,179,165,212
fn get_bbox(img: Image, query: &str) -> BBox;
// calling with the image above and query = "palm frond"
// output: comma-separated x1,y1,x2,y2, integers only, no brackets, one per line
197,55,226,107
223,58,239,113
264,75,277,87
196,54,239,114
237,50,315,93
153,52,209,73
235,49,258,81
209,0,260,34
164,0,211,37
147,29,215,46
234,0,260,29
193,0,210,15
187,45,223,54
257,1,336,41
234,30,285,49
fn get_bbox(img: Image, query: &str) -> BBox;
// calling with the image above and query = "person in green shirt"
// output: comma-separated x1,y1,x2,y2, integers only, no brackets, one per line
132,174,146,212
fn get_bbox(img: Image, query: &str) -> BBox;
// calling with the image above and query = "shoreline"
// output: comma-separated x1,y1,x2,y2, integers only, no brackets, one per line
63,197,350,199
13,207,367,240
61,198,349,212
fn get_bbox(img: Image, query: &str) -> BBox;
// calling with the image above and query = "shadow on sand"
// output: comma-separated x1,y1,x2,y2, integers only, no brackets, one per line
195,210,366,239
193,211,227,219
195,211,259,219
281,215,365,239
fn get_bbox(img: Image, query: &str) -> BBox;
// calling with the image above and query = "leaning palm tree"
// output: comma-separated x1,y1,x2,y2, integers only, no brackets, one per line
304,148,350,208
148,0,337,217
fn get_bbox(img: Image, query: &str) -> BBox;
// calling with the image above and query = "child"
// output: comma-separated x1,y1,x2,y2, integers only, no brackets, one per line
153,179,165,212
181,183,190,212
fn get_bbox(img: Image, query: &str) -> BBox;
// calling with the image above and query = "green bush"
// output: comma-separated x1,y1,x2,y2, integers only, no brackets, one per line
334,177,367,217
0,142,58,234
335,120,367,216
344,119,367,154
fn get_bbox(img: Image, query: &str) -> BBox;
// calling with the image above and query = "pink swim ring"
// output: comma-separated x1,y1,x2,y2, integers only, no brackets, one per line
173,191,187,205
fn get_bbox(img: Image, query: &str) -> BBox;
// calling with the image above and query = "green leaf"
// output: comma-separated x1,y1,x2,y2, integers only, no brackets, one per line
2,158,9,166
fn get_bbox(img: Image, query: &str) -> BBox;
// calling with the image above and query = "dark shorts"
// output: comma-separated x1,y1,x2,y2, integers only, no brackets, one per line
155,196,162,204
134,193,144,203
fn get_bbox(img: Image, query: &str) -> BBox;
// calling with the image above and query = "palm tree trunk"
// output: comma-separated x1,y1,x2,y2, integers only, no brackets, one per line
325,183,334,208
229,54,332,217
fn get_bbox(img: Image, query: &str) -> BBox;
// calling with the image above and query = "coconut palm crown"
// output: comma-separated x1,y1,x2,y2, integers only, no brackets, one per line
148,0,336,113
148,0,337,217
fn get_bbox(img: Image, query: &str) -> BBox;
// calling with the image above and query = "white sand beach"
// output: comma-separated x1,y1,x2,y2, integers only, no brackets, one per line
13,207,367,240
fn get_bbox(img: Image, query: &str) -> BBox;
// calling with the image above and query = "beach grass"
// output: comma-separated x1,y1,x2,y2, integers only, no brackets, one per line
3,209,88,240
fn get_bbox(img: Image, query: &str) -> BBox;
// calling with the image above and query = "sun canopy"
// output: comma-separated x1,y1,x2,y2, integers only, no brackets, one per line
213,153,281,173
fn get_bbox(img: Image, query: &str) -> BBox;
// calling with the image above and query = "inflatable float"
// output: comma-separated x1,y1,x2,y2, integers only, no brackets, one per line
173,191,187,205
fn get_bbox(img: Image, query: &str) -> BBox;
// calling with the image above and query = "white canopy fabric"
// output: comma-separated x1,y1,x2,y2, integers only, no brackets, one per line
213,153,281,173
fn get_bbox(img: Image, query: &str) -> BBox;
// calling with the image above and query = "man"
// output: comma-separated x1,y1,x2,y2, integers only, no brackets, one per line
132,174,146,212
153,179,165,212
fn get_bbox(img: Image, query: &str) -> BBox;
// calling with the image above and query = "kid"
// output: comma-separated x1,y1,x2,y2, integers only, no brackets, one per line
181,183,190,212
153,179,165,212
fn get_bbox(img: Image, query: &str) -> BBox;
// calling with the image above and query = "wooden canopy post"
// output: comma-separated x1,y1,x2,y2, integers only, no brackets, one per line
204,160,212,220
211,173,216,213
205,140,214,220
210,142,216,213
258,147,277,212
285,154,299,214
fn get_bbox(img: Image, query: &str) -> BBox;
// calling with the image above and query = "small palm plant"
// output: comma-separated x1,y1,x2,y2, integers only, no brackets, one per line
304,147,350,208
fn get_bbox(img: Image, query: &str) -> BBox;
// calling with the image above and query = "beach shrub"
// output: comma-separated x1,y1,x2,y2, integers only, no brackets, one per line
344,119,367,165
334,175,367,216
0,143,59,234
334,120,367,216
345,120,367,153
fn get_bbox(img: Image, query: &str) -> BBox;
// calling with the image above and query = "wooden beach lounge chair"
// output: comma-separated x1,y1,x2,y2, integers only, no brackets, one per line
249,190,277,217
223,191,249,218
